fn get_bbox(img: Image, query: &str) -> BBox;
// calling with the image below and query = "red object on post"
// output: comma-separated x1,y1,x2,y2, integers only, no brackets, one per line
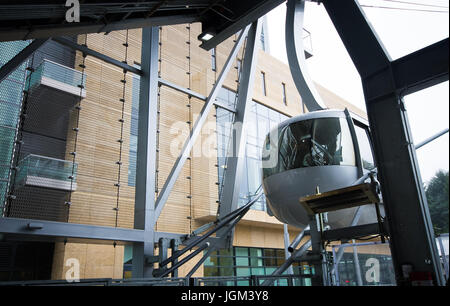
410,271,433,286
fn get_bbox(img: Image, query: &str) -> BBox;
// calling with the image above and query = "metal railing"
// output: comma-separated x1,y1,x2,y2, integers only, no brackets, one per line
15,154,77,186
0,274,310,286
26,59,86,91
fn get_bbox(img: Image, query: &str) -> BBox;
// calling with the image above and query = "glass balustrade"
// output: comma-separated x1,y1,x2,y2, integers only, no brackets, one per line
15,154,77,190
26,59,86,91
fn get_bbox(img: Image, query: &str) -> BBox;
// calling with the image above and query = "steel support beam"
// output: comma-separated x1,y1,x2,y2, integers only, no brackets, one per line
0,217,144,243
52,37,142,75
217,20,262,239
0,217,222,248
415,128,449,150
261,239,312,286
152,25,250,222
0,38,49,83
283,224,294,274
392,38,449,97
0,15,197,43
158,78,236,113
323,0,447,285
285,0,326,111
322,222,383,242
200,0,284,50
132,26,159,278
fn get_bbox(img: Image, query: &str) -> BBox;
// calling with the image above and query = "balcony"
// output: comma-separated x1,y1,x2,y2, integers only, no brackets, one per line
15,154,77,191
27,59,86,98
23,59,86,140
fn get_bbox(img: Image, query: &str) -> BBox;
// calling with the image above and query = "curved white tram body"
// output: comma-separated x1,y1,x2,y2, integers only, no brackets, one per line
261,109,384,229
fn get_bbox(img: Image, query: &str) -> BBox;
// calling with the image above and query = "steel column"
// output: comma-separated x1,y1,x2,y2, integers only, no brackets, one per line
152,25,250,222
352,239,363,286
218,20,262,240
132,26,160,278
283,224,294,274
0,39,49,83
285,0,326,111
323,0,447,285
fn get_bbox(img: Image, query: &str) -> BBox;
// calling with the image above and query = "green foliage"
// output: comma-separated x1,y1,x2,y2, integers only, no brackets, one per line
425,170,449,236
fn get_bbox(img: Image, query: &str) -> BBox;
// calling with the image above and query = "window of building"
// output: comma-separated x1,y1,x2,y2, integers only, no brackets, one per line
354,123,376,171
211,48,217,71
261,72,267,96
263,117,356,180
216,88,289,212
260,28,266,52
282,83,287,105
204,246,313,286
236,59,242,81
128,70,140,186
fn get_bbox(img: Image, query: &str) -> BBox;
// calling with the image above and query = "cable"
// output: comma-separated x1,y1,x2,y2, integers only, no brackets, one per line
378,0,449,9
114,30,130,228
66,34,88,222
360,4,448,13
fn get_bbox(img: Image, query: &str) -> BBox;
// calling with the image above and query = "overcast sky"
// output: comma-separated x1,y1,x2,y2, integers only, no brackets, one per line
266,0,449,184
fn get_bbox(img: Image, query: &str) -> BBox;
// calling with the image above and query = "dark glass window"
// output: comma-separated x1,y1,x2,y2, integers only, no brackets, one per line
354,124,375,171
203,246,311,286
263,117,356,180
128,70,140,186
261,72,267,96
216,88,289,211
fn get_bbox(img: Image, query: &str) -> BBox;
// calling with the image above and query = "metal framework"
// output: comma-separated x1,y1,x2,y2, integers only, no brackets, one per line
217,20,262,245
285,0,326,111
0,19,262,280
0,39,49,82
0,0,448,286
322,0,448,286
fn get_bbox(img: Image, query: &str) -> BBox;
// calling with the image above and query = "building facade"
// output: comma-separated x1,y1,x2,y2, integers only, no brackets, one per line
0,19,390,283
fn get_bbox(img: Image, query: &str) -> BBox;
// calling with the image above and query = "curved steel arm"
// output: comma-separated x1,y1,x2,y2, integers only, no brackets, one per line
286,0,326,111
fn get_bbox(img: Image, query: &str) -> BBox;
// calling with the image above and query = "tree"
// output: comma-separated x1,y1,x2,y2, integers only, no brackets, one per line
425,170,449,236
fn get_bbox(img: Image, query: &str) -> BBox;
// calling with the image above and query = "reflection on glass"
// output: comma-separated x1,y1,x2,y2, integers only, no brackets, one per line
354,125,376,171
263,117,356,179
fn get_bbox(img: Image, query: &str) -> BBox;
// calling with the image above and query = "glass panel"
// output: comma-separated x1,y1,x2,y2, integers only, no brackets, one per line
263,257,278,267
263,249,275,257
219,267,234,276
263,117,356,179
236,257,249,266
250,257,264,267
16,154,77,184
246,157,261,194
251,267,265,275
204,267,219,277
27,60,86,90
354,124,375,170
250,248,263,257
219,256,233,267
219,248,233,256
334,242,396,286
403,82,449,184
236,267,250,277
